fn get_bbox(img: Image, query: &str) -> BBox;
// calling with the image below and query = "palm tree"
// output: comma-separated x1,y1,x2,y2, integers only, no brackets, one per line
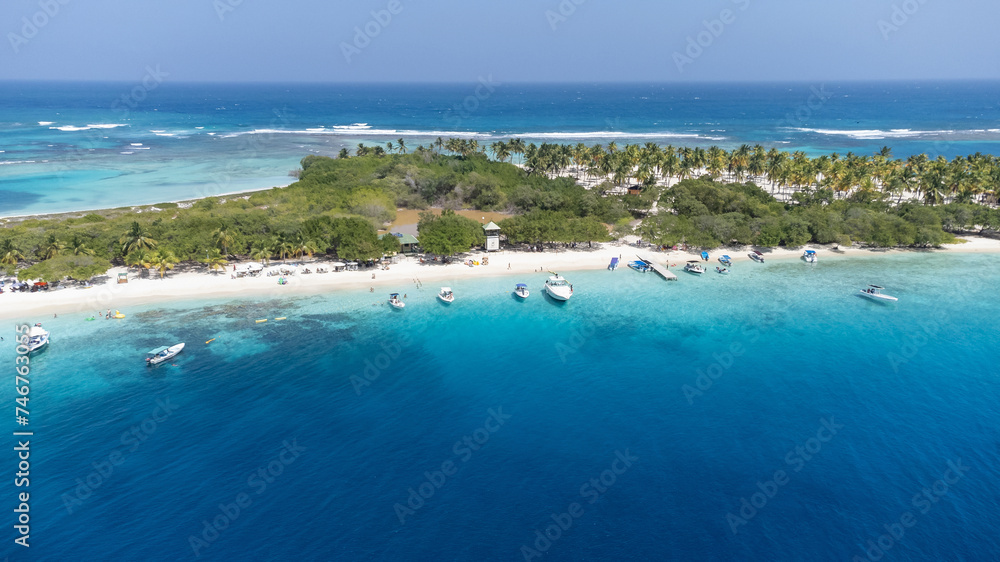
212,227,235,257
356,143,370,157
706,146,726,180
120,221,157,255
508,138,526,164
273,234,294,263
729,144,751,182
748,145,767,182
490,141,510,163
397,138,407,154
148,250,178,279
201,248,228,274
661,147,680,183
766,149,788,194
41,235,66,259
0,239,24,268
251,243,272,266
386,141,395,153
126,248,154,277
69,234,96,256
290,233,318,259
338,148,350,159
434,137,445,154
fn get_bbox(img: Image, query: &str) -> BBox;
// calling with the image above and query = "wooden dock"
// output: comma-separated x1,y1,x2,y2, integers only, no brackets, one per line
638,255,677,281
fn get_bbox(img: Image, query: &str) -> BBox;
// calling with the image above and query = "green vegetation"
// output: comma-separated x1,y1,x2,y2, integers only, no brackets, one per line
638,178,978,248
20,254,112,282
2,141,998,282
417,210,486,256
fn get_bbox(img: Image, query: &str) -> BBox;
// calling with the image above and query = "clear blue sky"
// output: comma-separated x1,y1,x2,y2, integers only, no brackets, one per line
2,0,998,82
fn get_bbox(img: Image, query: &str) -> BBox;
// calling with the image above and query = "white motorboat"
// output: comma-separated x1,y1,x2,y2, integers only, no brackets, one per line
514,283,529,299
544,274,573,301
749,250,765,263
802,250,818,263
715,266,729,275
27,324,49,353
388,293,406,309
683,261,705,274
146,343,184,366
859,285,898,302
437,287,454,303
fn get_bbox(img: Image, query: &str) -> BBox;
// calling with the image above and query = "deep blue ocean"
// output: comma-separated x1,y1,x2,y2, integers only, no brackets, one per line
2,81,1000,216
2,252,999,560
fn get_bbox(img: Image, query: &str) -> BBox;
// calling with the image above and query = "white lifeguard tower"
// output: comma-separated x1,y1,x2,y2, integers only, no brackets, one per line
483,221,501,252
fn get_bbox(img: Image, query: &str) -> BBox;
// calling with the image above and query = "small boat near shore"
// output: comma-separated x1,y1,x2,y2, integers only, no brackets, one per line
544,273,573,301
146,343,184,366
628,259,652,273
715,267,729,275
514,283,531,300
514,283,529,299
683,261,705,274
802,250,817,263
389,293,405,309
27,324,49,353
701,251,710,261
437,287,454,304
749,250,765,263
859,285,898,303
719,255,732,267
608,257,619,270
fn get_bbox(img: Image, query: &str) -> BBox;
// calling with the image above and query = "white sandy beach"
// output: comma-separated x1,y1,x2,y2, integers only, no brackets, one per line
3,236,999,322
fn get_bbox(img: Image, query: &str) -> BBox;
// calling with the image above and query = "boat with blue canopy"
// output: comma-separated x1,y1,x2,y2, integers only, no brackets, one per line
146,343,184,366
514,283,529,299
628,260,652,273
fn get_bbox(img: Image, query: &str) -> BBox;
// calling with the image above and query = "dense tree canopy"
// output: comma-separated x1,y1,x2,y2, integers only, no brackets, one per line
417,210,485,256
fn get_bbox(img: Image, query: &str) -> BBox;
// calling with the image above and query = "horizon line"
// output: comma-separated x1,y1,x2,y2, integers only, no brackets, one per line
2,78,999,86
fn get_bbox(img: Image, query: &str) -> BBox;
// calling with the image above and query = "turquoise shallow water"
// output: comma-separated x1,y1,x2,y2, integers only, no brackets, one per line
2,252,999,560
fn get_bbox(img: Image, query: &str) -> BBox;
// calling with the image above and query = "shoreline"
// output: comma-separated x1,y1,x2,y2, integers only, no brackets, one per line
3,236,999,322
0,183,293,223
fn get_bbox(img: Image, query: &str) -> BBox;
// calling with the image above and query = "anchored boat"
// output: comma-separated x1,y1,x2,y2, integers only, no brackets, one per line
514,283,530,299
146,343,184,366
388,293,406,309
683,261,705,274
859,285,898,303
27,324,49,353
544,273,573,301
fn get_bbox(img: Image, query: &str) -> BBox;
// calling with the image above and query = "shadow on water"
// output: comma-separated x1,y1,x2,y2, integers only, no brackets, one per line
0,190,44,214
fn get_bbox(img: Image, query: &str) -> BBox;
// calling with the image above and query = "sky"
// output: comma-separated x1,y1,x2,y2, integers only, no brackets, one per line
1,0,998,83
